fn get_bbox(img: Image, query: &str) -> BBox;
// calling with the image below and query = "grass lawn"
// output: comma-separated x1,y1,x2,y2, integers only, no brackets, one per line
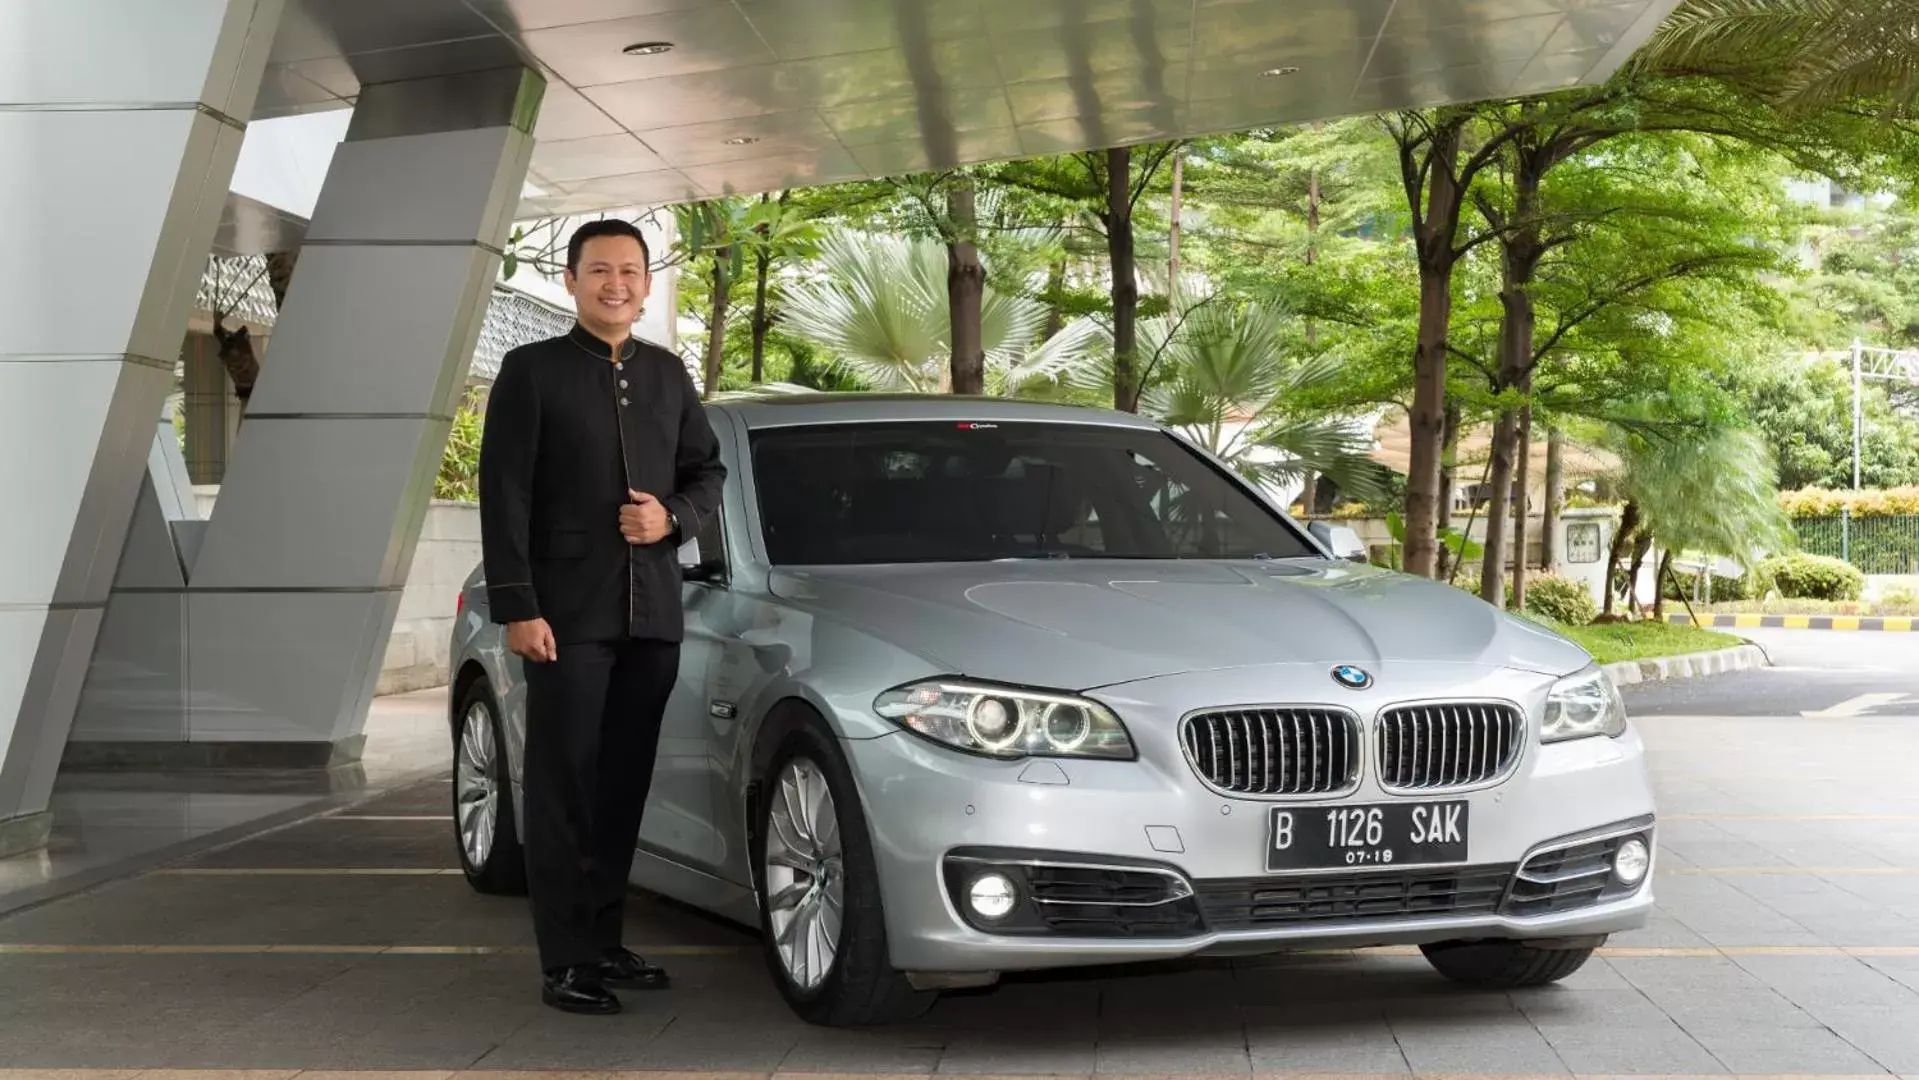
1538,619,1746,666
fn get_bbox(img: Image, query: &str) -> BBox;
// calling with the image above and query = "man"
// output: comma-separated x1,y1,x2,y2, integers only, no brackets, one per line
478,219,726,1015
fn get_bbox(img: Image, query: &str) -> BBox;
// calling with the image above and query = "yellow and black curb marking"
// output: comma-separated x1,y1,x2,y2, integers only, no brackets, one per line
1667,612,1916,631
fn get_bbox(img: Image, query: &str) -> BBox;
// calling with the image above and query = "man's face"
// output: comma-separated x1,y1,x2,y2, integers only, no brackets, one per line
565,234,650,329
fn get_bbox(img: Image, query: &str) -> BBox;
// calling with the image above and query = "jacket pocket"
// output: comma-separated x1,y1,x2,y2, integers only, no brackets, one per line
533,527,588,560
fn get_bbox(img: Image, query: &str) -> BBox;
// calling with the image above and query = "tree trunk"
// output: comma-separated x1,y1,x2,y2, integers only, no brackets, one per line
1107,146,1140,412
1475,145,1545,607
1542,424,1565,574
946,173,986,396
1436,402,1461,580
1306,148,1321,346
1653,549,1673,623
1041,255,1066,341
1402,125,1465,580
1511,402,1534,612
1298,472,1318,516
1478,406,1522,608
703,253,731,399
1626,533,1654,616
749,247,771,383
1603,501,1639,617
1168,152,1183,312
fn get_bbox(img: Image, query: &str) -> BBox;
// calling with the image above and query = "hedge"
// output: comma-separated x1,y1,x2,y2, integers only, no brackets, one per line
1777,487,1919,519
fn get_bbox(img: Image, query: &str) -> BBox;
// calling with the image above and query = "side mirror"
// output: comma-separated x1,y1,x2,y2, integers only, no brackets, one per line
677,536,701,570
1308,522,1369,563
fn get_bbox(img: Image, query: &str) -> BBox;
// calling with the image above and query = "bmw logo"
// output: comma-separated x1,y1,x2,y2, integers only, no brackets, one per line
1331,665,1373,690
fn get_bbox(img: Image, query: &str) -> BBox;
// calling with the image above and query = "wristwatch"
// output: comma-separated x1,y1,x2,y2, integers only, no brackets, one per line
666,509,681,542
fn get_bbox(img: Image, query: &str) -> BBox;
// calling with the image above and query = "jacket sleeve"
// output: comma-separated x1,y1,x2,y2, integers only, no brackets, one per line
663,360,728,545
478,347,541,623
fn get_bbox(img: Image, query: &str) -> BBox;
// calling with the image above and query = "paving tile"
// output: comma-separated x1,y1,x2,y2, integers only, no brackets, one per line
1093,1033,1252,1075
1386,1014,1568,1075
934,1032,1097,1075
1682,1021,1895,1074
1542,1023,1727,1074
1244,1019,1409,1074
777,1030,946,1074
1816,1006,1919,1073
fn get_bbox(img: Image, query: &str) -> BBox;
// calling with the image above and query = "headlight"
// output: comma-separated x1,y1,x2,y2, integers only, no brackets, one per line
873,680,1135,759
1542,665,1628,743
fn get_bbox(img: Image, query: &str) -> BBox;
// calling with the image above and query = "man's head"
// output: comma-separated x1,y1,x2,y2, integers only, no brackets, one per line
564,219,652,337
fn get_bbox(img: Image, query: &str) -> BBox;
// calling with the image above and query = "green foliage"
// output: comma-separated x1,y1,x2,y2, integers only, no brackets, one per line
1724,355,1919,490
436,388,485,503
1662,567,1761,601
1756,552,1867,599
1524,576,1602,626
1551,620,1746,665
1607,418,1797,568
1778,485,1919,517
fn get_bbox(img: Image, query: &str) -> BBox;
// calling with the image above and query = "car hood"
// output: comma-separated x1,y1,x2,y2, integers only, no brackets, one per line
765,558,1591,691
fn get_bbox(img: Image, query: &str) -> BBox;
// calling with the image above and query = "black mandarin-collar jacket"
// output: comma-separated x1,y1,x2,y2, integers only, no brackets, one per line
478,324,727,645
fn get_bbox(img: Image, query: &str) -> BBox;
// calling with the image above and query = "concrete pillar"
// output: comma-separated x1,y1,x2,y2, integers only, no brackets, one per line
0,1,283,856
79,67,543,768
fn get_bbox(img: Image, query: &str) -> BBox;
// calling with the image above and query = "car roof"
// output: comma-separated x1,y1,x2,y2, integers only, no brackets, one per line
709,392,1166,432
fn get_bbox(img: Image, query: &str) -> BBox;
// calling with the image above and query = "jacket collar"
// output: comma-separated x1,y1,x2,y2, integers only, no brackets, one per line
567,323,638,363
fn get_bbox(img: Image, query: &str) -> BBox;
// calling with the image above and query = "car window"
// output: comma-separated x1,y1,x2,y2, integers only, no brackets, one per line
746,420,1315,565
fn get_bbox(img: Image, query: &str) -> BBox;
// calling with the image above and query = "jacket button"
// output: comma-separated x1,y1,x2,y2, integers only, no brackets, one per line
620,397,630,406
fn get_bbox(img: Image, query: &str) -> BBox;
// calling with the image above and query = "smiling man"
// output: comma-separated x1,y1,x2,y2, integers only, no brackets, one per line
478,219,726,1014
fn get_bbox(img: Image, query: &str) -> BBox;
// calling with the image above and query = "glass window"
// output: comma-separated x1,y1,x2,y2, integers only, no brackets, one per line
747,420,1315,566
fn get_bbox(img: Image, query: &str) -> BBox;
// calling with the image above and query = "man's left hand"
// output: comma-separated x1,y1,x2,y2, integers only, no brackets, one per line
620,490,671,545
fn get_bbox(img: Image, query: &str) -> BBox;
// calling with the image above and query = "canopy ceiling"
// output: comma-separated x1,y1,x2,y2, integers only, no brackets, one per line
257,0,1683,215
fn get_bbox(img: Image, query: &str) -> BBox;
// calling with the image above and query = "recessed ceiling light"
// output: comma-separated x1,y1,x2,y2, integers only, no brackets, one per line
723,135,760,145
623,41,674,55
1260,65,1300,77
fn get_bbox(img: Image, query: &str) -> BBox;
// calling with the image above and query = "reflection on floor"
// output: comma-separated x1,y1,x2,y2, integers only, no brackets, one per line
0,688,452,915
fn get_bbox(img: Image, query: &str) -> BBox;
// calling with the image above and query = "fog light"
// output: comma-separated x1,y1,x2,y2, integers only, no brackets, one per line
1614,837,1650,884
967,872,1017,920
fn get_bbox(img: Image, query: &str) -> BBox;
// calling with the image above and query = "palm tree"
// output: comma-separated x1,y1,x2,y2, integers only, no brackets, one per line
1636,0,1919,111
1063,302,1390,504
776,228,1103,396
1600,417,1796,617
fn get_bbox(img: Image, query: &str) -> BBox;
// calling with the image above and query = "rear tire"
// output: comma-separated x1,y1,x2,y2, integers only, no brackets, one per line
750,712,936,1026
1421,939,1597,988
453,678,527,896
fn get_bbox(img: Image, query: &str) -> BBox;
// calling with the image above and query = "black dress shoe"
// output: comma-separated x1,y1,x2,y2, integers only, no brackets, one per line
543,964,620,1014
599,947,671,989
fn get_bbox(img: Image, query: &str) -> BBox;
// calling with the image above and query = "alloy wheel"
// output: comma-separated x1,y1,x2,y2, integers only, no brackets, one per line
456,702,499,870
764,757,845,990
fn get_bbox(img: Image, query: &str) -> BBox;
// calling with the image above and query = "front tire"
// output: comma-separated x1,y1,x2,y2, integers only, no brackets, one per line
1421,938,1597,988
751,715,935,1026
453,678,527,896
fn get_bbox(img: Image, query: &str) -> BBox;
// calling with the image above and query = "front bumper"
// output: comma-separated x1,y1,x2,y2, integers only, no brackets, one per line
846,693,1656,974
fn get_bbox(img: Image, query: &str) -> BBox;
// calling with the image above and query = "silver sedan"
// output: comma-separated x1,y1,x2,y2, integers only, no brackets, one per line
446,394,1656,1026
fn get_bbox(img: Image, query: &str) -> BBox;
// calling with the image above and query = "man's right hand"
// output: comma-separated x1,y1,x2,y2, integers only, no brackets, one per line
506,618,557,663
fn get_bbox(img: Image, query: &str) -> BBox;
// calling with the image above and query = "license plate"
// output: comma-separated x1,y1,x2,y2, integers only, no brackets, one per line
1267,800,1469,871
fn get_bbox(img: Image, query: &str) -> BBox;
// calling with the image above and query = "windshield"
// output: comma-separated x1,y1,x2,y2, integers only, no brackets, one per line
747,420,1317,565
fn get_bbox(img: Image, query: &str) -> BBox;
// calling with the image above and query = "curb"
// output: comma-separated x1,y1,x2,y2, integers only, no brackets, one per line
1604,643,1770,686
1665,612,1916,632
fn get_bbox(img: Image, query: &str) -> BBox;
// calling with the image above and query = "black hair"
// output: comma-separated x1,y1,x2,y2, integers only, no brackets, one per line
566,218,650,273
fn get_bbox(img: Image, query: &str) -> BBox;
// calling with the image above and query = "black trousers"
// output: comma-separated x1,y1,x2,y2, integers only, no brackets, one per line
520,635,680,973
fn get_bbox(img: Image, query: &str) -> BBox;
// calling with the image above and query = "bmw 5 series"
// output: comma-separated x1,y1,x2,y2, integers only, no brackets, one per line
447,394,1656,1026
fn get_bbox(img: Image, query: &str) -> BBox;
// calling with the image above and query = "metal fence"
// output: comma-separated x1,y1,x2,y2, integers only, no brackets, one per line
1793,512,1919,575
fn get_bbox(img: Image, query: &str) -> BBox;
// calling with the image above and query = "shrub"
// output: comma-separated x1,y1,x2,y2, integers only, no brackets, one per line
1756,553,1865,601
1442,568,1597,626
1522,575,1599,626
1778,486,1919,519
1662,567,1757,602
